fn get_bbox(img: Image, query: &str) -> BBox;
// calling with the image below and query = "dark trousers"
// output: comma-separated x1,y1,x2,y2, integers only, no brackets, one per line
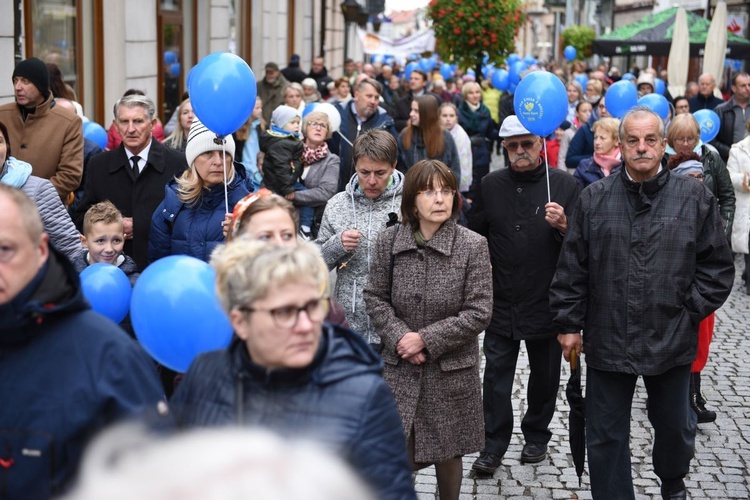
587,364,696,500
481,334,562,456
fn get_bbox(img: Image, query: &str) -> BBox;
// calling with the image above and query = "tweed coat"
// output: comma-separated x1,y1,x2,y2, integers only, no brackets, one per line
364,219,493,462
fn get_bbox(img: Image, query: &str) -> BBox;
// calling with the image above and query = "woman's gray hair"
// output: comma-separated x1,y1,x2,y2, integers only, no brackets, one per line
302,110,332,140
211,239,330,314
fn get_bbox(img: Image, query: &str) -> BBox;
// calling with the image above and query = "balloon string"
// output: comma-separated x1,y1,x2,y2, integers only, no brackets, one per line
543,137,551,204
337,130,353,147
222,140,229,214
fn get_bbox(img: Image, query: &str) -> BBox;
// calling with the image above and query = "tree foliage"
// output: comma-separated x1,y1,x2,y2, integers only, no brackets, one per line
427,0,526,70
561,25,596,60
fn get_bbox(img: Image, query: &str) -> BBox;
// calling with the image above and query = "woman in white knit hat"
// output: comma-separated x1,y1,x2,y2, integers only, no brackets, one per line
148,118,255,263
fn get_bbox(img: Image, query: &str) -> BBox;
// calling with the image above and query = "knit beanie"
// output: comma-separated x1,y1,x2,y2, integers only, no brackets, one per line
12,58,50,100
185,118,236,167
271,105,301,130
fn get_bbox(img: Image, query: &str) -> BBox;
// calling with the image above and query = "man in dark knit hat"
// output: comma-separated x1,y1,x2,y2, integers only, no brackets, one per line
0,57,83,204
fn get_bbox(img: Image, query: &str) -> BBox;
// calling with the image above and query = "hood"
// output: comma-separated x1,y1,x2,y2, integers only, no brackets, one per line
0,247,88,347
231,323,382,386
345,168,404,200
0,157,33,188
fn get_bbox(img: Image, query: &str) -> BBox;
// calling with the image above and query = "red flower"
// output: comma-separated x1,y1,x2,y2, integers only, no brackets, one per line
457,10,464,17
454,27,462,35
473,11,480,18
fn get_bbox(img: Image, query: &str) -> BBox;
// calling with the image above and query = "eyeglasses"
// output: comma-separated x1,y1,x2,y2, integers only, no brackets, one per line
674,137,697,145
687,173,704,180
307,121,328,130
504,140,537,152
239,297,329,328
418,188,455,198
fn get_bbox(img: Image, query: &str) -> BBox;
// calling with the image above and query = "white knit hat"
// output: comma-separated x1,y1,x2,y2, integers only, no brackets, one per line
185,118,236,167
271,105,301,130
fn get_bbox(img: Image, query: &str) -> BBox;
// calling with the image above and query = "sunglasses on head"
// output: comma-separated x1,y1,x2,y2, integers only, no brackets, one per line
504,139,537,152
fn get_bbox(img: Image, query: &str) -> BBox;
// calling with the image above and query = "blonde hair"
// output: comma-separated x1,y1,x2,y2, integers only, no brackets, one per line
302,111,332,140
666,113,700,148
164,98,190,149
176,157,235,205
211,239,329,314
461,81,481,99
83,200,124,235
591,117,621,143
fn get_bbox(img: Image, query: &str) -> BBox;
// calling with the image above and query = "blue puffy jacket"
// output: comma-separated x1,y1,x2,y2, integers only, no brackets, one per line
171,324,416,500
0,248,165,498
148,164,254,263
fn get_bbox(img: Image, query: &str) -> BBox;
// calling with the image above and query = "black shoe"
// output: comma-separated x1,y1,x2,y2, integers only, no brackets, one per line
661,481,686,500
690,394,717,423
520,442,548,464
471,451,502,474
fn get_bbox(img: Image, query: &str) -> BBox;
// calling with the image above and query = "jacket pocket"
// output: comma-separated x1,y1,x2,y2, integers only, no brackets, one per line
438,349,478,372
0,429,55,499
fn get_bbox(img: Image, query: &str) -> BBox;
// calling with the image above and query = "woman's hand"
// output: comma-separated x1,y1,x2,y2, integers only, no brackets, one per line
341,230,362,252
222,213,233,238
404,351,427,365
397,331,425,358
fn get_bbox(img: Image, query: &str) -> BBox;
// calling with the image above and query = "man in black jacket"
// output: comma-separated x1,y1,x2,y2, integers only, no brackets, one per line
688,73,725,113
550,107,734,500
392,69,440,133
74,94,186,270
468,116,581,474
712,71,750,162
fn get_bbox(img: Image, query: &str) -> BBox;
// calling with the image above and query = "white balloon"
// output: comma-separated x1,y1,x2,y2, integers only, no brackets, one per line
315,103,342,134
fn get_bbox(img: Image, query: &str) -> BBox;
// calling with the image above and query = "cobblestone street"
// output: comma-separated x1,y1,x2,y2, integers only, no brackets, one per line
414,259,750,499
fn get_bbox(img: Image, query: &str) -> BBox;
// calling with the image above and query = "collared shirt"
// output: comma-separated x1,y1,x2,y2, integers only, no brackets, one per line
624,164,663,182
125,140,152,174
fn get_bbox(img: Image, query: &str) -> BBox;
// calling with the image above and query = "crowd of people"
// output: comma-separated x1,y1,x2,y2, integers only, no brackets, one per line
0,52,748,500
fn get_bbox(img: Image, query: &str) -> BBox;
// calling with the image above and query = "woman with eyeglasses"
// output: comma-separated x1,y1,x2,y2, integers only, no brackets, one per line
365,159,492,500
281,110,340,238
665,113,735,426
171,239,416,500
399,95,460,182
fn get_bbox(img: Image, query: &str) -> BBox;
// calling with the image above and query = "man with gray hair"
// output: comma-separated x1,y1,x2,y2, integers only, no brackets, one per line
74,94,186,270
550,107,734,500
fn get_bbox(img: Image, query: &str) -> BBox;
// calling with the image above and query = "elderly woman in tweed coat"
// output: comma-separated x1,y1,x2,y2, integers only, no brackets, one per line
365,159,492,500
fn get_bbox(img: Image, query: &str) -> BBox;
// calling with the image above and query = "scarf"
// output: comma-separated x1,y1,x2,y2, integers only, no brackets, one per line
466,101,481,113
302,142,329,166
594,147,621,176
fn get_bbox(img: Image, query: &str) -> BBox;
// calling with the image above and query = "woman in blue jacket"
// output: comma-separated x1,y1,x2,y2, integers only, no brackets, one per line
149,118,254,263
171,240,416,500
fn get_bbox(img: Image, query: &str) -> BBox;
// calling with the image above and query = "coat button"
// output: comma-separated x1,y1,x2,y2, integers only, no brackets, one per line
516,187,522,193
414,294,422,302
418,253,424,261
515,225,521,231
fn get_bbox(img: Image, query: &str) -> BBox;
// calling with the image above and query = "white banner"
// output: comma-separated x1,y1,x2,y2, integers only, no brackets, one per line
357,28,436,58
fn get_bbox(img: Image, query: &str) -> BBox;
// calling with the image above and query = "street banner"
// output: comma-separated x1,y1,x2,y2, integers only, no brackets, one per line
357,28,436,57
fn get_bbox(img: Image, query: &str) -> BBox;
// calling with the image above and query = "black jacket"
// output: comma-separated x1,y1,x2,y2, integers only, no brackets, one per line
469,163,581,339
171,324,416,500
688,93,724,113
259,131,304,195
281,64,306,84
712,97,739,162
73,138,187,270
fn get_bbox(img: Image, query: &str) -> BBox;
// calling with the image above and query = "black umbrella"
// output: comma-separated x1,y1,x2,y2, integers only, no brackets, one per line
565,348,585,487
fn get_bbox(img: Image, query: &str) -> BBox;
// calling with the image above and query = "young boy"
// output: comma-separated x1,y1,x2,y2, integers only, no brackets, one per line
74,201,140,286
259,104,315,238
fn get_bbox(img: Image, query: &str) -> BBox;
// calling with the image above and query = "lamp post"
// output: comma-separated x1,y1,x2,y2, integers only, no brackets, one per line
341,0,361,63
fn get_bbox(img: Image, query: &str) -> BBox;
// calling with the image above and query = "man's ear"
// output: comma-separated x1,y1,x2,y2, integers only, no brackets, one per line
80,234,88,249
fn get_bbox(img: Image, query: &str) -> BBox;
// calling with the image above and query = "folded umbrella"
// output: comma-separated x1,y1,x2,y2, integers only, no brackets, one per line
565,348,586,487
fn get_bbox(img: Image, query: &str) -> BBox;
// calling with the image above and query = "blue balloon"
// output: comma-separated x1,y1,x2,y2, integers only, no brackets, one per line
507,53,520,65
408,53,419,61
491,69,510,91
523,55,536,66
637,94,670,120
168,62,180,78
80,264,132,324
508,82,517,94
654,77,666,95
483,54,490,65
163,50,177,65
621,72,636,82
189,52,257,137
563,45,577,61
604,80,638,118
509,61,525,85
574,73,589,90
82,121,108,150
439,63,453,80
419,57,432,72
482,63,495,79
131,256,233,372
466,69,476,78
694,109,721,143
384,55,395,67
404,61,419,81
302,102,318,117
513,71,568,136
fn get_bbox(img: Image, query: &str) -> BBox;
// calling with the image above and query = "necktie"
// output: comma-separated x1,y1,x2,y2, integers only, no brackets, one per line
131,155,140,175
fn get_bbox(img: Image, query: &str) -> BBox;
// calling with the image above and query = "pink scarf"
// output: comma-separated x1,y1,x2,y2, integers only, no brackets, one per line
594,147,621,176
302,142,329,166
